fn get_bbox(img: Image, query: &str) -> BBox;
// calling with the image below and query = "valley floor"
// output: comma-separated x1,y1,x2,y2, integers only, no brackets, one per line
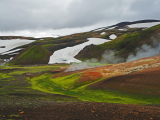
1,59,160,119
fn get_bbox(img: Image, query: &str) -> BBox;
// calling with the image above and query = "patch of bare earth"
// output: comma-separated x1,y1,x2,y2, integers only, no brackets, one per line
1,102,160,120
1,86,160,120
78,72,101,83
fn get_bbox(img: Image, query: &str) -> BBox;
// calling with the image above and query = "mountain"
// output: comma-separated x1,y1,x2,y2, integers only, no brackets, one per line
75,23,160,62
0,19,160,65
91,19,160,31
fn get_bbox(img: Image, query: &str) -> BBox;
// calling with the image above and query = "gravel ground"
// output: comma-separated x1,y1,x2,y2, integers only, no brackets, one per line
1,101,160,120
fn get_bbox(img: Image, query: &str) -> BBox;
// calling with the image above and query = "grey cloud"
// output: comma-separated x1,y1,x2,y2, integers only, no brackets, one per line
0,0,160,32
129,0,160,20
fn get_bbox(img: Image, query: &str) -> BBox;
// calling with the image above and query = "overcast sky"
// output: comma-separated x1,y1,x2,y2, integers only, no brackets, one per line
0,0,160,37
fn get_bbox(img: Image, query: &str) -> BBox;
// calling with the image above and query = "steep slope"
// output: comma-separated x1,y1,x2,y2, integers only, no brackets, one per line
75,24,160,62
9,45,52,65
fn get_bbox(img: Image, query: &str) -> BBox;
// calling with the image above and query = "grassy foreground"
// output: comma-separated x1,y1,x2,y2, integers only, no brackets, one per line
0,64,160,106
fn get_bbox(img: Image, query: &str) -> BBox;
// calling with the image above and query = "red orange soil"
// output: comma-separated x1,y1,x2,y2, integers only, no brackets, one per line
1,102,160,120
74,55,160,83
78,72,101,83
89,65,160,95
49,55,160,85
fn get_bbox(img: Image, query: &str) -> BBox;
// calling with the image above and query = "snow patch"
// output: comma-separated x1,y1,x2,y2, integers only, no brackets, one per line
118,28,127,31
8,53,19,55
49,38,111,64
128,22,160,28
100,32,106,35
109,34,117,39
1,48,23,55
0,39,35,54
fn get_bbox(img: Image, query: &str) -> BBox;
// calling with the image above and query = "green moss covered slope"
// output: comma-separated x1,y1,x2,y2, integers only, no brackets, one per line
9,45,52,65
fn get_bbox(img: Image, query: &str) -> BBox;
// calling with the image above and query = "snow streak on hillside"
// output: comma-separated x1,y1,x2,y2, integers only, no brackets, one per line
49,38,110,64
0,39,35,55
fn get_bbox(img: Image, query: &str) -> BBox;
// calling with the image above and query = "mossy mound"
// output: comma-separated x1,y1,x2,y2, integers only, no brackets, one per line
9,45,52,65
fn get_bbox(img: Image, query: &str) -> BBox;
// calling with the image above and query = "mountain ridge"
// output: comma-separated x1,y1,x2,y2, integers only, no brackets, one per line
0,19,160,65
91,19,160,31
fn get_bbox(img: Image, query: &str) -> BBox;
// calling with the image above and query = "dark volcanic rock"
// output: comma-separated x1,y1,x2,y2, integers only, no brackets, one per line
0,46,5,48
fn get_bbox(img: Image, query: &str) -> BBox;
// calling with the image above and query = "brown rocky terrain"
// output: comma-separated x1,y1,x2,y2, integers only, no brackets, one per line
89,66,160,95
1,102,160,120
71,55,160,96
76,55,160,81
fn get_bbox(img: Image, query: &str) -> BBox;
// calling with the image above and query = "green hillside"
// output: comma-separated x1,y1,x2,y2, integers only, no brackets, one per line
75,24,160,61
9,45,52,65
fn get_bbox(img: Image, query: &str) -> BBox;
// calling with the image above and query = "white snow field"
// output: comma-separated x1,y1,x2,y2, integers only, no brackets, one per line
0,39,35,54
109,34,117,39
128,22,160,28
100,32,106,35
49,38,110,64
